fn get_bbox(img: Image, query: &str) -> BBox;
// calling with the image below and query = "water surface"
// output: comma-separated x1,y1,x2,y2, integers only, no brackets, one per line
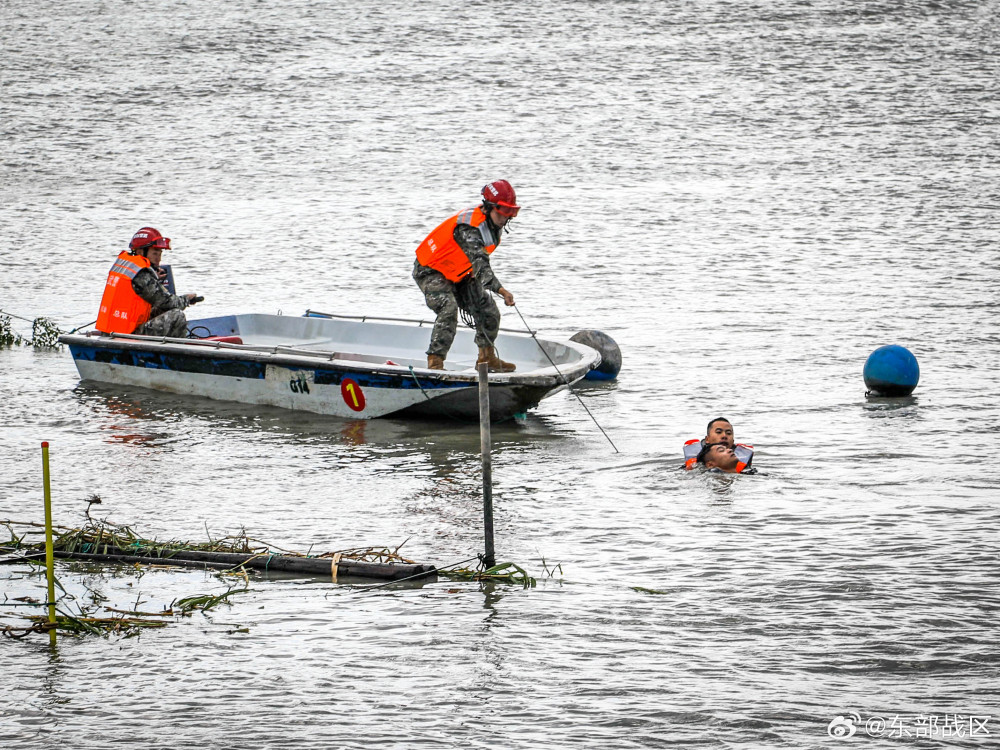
2,1,999,747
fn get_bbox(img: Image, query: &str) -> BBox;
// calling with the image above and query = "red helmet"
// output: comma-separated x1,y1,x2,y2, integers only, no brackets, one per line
481,180,520,218
129,227,171,252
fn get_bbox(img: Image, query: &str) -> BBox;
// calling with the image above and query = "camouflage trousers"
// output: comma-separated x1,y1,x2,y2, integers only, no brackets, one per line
413,265,499,357
134,309,188,338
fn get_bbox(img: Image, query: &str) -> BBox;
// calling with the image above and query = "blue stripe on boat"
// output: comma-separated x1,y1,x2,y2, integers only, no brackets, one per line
68,345,465,390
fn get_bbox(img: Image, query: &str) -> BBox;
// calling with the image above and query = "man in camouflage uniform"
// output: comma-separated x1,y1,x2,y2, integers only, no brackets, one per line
412,237,509,360
97,227,202,338
412,180,519,371
131,267,195,337
131,230,201,337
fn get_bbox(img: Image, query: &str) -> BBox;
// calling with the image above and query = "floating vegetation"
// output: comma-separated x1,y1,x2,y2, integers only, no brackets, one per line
540,558,564,578
2,511,542,641
0,312,63,350
310,542,416,566
0,550,250,640
27,612,170,637
0,316,25,348
0,589,181,641
9,514,417,566
439,561,536,589
1,520,26,547
1,515,432,640
31,317,63,349
174,587,250,614
49,516,267,559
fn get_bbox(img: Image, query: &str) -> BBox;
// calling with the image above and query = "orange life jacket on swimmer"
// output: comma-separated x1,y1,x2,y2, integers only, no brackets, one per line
683,439,755,472
415,206,498,282
95,251,153,334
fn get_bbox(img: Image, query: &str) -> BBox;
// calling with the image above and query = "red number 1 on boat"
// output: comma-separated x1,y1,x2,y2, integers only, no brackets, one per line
341,378,366,412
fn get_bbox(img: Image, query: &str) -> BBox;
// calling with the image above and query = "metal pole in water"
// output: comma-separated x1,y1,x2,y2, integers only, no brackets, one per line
477,363,496,569
41,441,57,646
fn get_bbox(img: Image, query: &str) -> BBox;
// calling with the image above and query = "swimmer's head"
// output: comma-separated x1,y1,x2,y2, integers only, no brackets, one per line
705,417,735,448
697,442,739,473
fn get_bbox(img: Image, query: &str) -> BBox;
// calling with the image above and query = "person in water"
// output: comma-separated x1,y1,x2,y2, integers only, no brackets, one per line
684,417,754,470
696,443,757,474
96,227,202,338
412,180,519,372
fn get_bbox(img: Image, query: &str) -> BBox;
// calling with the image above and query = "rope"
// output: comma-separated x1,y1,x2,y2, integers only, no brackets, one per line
0,309,35,323
0,309,90,333
66,320,95,334
510,304,619,454
457,279,515,362
187,325,213,339
407,366,434,401
0,309,87,345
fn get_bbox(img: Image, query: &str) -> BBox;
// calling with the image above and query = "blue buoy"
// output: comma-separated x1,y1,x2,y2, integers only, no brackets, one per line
570,330,621,381
864,345,919,397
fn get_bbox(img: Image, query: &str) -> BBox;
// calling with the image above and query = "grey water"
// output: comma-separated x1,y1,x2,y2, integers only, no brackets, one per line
2,0,999,747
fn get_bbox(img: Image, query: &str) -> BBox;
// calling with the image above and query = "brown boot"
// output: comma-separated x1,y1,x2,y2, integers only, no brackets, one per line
477,346,516,373
427,354,445,370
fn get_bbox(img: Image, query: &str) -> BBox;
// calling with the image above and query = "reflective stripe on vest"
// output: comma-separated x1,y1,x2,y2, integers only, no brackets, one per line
415,206,497,282
683,439,754,470
95,251,153,334
683,439,701,470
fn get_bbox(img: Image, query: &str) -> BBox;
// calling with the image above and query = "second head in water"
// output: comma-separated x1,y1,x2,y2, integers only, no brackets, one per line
696,442,756,474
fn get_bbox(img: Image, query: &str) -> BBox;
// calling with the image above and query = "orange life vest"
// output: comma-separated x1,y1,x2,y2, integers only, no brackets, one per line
96,251,153,334
415,206,498,282
683,439,754,472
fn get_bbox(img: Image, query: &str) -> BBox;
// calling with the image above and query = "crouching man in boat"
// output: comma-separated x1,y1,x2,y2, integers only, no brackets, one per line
683,417,754,471
696,443,757,474
413,180,520,372
96,227,202,338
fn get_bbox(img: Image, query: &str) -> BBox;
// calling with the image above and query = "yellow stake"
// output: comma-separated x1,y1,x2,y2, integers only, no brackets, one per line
41,441,57,646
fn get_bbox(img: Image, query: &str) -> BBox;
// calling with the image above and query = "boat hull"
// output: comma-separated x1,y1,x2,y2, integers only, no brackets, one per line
60,313,600,422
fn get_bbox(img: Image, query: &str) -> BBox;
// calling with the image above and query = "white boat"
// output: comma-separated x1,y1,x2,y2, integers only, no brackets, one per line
59,311,602,422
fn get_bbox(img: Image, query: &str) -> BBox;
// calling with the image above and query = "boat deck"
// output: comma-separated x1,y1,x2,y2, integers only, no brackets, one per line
196,313,578,374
